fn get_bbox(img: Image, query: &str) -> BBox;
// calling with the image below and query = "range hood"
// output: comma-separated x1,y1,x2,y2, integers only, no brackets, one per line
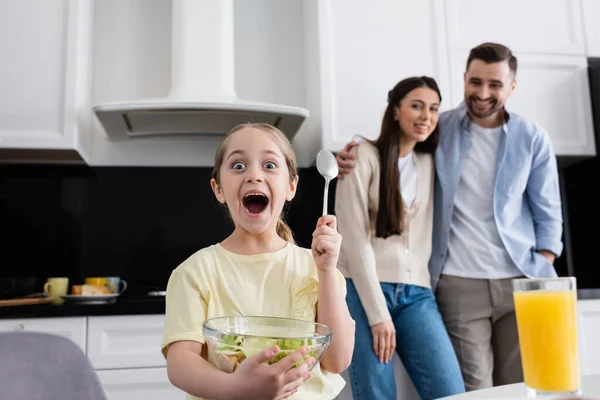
93,0,309,142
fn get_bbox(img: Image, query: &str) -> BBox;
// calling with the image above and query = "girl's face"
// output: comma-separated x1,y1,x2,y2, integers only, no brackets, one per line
393,87,440,145
210,128,298,236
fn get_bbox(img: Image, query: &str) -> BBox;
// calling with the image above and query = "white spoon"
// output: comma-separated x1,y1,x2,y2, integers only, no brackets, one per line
316,149,339,216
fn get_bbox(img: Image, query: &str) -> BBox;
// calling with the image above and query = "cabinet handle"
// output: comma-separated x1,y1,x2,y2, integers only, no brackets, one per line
14,324,25,331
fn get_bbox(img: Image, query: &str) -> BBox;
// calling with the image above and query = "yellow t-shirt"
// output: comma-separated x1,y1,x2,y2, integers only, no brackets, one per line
161,242,347,400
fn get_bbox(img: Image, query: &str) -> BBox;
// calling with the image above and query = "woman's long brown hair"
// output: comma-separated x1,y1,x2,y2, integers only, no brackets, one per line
369,76,441,238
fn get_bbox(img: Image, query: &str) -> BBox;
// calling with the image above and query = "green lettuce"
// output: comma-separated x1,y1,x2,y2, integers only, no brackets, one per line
213,334,316,369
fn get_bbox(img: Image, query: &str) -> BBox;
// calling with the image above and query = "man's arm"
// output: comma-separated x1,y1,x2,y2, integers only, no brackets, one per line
335,141,359,178
525,130,563,263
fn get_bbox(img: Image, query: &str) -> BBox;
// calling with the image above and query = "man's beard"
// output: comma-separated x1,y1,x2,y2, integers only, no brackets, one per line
467,96,501,119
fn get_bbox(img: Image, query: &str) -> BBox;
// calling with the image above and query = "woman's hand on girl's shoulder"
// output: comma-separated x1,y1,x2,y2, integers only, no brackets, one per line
230,345,315,400
311,215,342,272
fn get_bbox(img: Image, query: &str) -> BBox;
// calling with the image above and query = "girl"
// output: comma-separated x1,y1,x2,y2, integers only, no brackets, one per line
161,123,355,400
334,77,465,399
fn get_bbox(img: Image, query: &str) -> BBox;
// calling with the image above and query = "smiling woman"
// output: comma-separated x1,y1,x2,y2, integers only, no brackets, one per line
333,76,466,399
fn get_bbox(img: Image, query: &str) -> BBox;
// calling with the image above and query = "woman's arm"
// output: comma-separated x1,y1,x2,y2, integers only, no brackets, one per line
334,144,390,326
334,143,396,363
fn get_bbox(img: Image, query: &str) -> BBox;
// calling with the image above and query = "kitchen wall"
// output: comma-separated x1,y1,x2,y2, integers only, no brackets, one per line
562,159,600,291
0,164,327,294
2,0,600,294
2,158,597,295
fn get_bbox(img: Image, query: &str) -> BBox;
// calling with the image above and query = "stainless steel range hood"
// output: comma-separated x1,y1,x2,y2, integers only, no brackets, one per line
92,0,309,142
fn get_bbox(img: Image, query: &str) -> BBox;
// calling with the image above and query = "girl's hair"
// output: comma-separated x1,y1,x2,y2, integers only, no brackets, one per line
368,76,441,239
212,123,298,243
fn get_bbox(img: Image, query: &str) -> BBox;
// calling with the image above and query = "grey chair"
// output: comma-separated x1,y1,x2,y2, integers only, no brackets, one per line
0,331,107,400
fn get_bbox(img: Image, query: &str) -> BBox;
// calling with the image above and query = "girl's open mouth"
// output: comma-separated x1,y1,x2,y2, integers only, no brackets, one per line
242,192,269,216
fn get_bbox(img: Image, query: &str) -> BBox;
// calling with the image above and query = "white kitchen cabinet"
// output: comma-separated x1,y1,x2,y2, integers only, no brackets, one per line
0,316,87,352
0,314,179,397
578,299,600,376
581,0,600,58
448,52,596,157
444,0,586,56
87,315,183,398
96,367,184,400
87,314,166,370
315,0,452,152
0,0,93,162
2,307,600,400
3,0,596,166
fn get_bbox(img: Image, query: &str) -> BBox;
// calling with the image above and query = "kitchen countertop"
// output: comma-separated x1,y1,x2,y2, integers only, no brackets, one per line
0,297,165,319
578,288,600,299
441,374,600,399
1,292,599,321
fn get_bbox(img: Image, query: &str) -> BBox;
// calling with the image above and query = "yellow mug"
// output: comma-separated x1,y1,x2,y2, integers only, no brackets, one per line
44,277,69,305
85,277,115,293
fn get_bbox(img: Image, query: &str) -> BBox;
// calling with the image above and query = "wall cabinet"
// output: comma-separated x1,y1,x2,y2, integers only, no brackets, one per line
581,0,600,58
444,0,586,55
1,0,599,166
315,0,452,152
447,52,595,156
0,0,93,163
316,0,596,158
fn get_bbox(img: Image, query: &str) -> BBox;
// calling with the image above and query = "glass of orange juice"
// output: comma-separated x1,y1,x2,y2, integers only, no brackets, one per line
513,277,580,397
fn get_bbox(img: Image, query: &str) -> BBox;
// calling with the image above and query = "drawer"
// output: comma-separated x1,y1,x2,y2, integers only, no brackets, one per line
0,317,87,352
87,314,166,369
97,367,184,400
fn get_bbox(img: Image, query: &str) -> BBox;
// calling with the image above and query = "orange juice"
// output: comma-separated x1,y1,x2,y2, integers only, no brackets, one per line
514,290,580,392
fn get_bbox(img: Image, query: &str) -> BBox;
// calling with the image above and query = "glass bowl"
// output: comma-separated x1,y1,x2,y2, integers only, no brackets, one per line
203,316,332,373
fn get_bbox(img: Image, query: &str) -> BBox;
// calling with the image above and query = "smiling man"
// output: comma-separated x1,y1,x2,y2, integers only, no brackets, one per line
335,43,563,391
430,42,563,391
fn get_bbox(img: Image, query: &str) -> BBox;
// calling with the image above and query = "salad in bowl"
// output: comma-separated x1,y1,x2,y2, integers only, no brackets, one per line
202,316,332,373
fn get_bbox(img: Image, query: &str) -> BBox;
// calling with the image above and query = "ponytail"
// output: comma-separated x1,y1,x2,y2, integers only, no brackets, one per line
276,217,295,244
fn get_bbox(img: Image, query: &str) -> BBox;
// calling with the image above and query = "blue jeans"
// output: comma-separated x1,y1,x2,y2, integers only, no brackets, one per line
346,279,465,400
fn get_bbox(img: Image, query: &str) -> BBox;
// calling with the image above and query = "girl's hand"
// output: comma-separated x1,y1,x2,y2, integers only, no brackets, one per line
311,215,342,272
231,345,315,400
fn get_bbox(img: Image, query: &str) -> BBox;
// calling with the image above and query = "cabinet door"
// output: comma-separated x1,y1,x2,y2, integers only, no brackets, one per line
96,368,184,400
87,314,166,370
578,300,600,376
581,0,600,57
313,0,452,152
0,316,87,352
0,0,92,159
448,52,595,157
445,0,585,55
